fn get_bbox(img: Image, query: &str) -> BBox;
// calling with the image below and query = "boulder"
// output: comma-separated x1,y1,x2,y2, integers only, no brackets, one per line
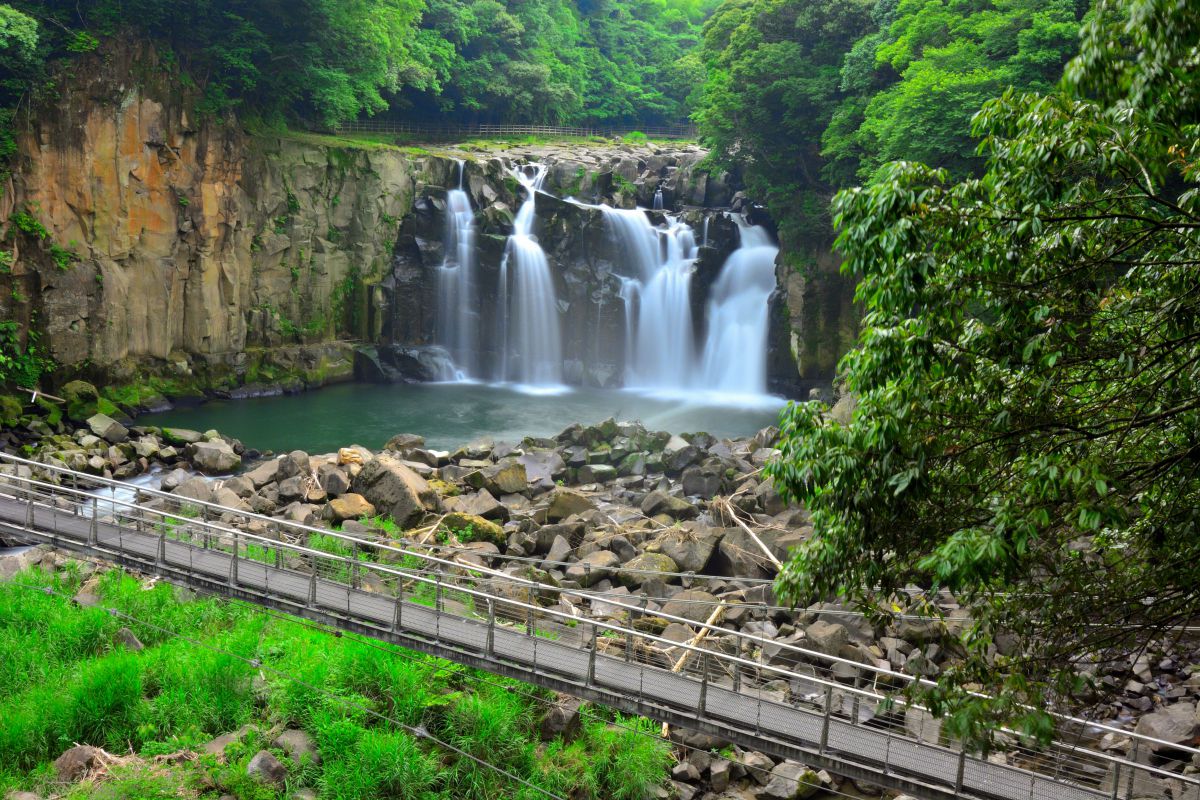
353,454,437,527
246,750,287,786
174,476,216,505
578,463,617,484
618,552,679,589
805,621,850,657
442,512,506,546
54,745,103,782
660,589,720,623
86,413,128,444
318,464,351,496
486,461,528,495
244,459,279,488
1134,701,1198,750
443,489,507,521
565,550,621,587
760,761,821,799
161,427,204,446
547,488,596,522
188,440,241,474
384,432,425,453
115,626,144,652
650,527,724,573
63,380,118,423
518,450,567,487
328,493,376,523
681,465,722,499
663,435,699,472
274,729,321,766
539,697,583,741
641,490,698,520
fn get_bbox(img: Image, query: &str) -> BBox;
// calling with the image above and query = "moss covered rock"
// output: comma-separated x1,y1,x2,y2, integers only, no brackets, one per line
0,394,24,428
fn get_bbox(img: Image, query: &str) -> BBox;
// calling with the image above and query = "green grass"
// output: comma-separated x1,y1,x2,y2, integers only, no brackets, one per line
0,565,671,800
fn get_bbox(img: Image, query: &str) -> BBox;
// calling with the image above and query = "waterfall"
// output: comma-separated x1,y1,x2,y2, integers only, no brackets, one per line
600,207,697,389
435,160,477,378
698,220,780,395
502,164,563,386
653,188,664,210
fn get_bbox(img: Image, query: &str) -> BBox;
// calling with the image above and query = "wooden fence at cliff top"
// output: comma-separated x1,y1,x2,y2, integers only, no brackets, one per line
327,120,699,141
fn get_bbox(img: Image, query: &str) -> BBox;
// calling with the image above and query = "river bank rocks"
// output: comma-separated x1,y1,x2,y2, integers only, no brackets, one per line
0,384,252,506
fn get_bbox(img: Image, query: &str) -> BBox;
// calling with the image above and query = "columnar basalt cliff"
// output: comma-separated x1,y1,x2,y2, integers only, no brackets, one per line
1,47,813,403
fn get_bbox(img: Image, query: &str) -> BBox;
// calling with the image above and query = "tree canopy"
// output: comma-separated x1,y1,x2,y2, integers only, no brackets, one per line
767,0,1200,746
0,0,718,130
693,0,1086,245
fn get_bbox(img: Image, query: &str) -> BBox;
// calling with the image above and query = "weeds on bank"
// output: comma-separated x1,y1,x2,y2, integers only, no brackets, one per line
0,565,672,800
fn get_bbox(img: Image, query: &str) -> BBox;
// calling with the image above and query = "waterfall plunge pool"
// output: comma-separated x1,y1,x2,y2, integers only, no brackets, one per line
138,382,787,454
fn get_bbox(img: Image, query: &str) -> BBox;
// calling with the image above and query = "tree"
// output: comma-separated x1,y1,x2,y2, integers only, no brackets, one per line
767,0,1200,747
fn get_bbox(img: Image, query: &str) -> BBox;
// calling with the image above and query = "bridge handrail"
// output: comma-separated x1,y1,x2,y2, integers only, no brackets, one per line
1,451,1196,770
3,466,1198,793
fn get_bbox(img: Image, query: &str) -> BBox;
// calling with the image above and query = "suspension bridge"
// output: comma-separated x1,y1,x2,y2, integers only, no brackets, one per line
0,451,1194,800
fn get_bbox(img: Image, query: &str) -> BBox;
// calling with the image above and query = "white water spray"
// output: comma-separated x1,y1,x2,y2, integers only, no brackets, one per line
501,164,563,386
435,160,477,378
698,220,780,394
600,207,698,389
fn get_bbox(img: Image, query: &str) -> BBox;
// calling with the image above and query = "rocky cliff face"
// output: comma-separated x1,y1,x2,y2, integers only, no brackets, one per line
1,46,809,402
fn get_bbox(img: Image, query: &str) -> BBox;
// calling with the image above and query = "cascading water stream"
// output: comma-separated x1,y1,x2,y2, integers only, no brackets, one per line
501,164,563,387
653,188,664,210
435,160,478,379
599,206,697,389
698,219,780,395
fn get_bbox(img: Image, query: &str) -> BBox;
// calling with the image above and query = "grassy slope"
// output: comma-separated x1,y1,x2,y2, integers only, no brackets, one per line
0,565,671,800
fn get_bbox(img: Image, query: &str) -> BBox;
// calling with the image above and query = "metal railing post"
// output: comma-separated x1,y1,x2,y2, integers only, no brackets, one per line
1125,741,1138,800
309,570,318,605
699,652,709,716
733,661,742,692
486,600,495,656
88,497,98,545
955,747,967,794
157,530,166,567
587,623,597,684
230,532,239,587
526,581,535,636
1109,764,1120,800
435,574,443,614
351,543,360,589
820,684,833,754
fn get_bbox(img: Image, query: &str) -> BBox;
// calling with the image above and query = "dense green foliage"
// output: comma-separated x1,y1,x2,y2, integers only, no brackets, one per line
0,566,672,799
768,0,1200,747
0,0,715,130
694,0,1087,242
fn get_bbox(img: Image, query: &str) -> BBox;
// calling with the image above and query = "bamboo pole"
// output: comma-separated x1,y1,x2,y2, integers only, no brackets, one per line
661,602,726,738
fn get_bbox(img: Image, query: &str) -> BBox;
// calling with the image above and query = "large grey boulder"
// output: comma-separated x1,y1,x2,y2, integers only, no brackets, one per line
188,440,241,474
650,527,724,573
617,552,678,589
660,589,720,623
246,750,287,786
1134,701,1198,750
54,745,103,782
353,454,437,527
805,620,850,657
546,488,595,522
443,489,507,521
86,413,128,444
565,550,621,587
759,761,821,799
274,729,321,765
641,490,698,520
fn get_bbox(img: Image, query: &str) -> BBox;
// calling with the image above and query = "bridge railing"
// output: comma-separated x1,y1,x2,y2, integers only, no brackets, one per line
324,120,700,141
0,452,1196,798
